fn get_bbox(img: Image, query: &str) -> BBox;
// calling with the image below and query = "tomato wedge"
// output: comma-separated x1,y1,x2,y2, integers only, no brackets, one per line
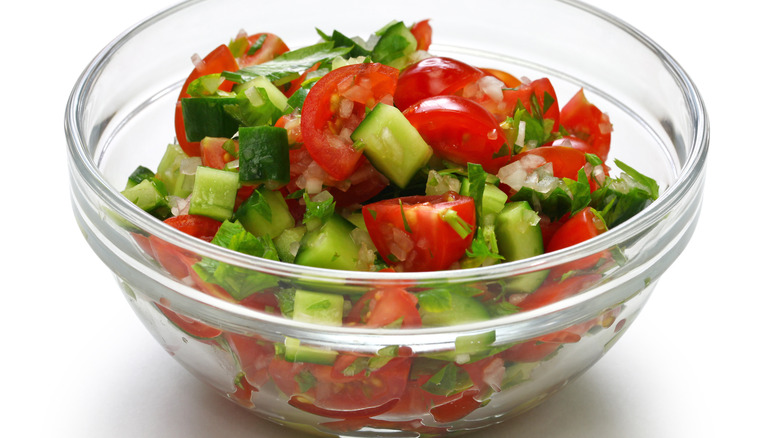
410,19,433,52
545,208,610,279
362,192,476,272
403,95,510,173
301,63,399,181
560,88,612,161
174,44,239,157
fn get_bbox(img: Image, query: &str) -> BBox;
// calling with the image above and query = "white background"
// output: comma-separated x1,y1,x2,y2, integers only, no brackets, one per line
2,0,777,437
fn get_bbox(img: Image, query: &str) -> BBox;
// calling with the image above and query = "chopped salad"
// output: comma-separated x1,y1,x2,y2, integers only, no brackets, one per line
122,19,659,429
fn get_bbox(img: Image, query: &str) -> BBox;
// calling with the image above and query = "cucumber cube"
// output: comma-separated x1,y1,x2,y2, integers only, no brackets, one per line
189,166,239,221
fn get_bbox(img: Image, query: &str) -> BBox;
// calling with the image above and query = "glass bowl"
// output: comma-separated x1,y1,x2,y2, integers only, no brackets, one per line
66,0,708,436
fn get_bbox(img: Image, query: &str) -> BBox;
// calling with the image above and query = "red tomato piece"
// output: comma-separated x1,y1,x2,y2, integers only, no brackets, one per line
174,44,239,157
512,145,602,192
403,95,510,173
546,207,609,277
345,287,422,328
395,57,483,111
560,88,612,161
156,298,222,339
362,192,476,272
225,333,276,389
301,63,399,181
148,214,222,278
516,273,603,311
235,32,289,68
268,356,411,418
429,389,482,423
200,137,237,170
410,19,433,52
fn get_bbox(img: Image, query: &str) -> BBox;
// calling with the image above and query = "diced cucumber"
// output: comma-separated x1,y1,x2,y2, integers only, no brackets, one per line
237,126,290,185
188,166,239,221
283,337,338,365
180,96,241,142
495,201,548,292
233,75,289,112
294,214,363,271
121,178,168,213
235,188,295,239
417,289,491,327
371,21,418,69
156,143,196,198
273,226,307,263
292,290,344,326
125,165,156,190
460,180,509,217
351,103,432,188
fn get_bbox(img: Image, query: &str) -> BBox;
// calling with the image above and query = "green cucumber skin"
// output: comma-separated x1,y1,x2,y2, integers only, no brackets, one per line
181,97,241,142
237,126,290,185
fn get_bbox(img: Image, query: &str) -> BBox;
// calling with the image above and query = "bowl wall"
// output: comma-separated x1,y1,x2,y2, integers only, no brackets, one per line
67,0,707,435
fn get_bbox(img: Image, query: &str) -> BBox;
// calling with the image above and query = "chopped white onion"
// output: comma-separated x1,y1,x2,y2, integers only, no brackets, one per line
482,357,506,392
190,53,204,70
245,86,265,107
497,161,527,191
515,121,526,147
179,157,202,175
339,98,354,118
225,159,240,171
477,75,505,102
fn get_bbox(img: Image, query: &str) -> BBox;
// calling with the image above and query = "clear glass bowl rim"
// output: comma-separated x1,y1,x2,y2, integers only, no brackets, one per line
66,0,709,340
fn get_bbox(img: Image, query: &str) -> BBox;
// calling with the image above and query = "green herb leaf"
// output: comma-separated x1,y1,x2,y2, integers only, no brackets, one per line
224,42,352,84
302,192,335,225
420,362,473,397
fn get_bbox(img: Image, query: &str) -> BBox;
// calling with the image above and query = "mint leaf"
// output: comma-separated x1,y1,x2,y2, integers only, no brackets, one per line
614,159,659,199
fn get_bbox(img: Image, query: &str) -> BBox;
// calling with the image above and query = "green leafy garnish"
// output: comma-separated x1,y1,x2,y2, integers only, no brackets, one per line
420,362,474,397
302,192,336,225
193,221,279,300
223,42,352,85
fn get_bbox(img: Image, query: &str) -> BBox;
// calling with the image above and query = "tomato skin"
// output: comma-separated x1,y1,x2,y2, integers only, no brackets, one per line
560,88,612,161
236,32,289,68
174,44,239,157
395,57,483,111
301,63,399,181
429,389,482,423
403,95,510,173
362,192,476,272
409,19,432,51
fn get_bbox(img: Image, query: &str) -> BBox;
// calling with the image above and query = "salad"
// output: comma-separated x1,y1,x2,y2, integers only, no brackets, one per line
122,19,659,430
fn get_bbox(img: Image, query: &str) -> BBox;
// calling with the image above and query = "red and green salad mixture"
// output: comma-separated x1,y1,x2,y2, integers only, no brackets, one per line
123,19,658,427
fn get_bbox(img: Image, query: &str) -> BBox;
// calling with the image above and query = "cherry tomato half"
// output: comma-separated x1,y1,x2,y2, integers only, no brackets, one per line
301,63,399,181
362,192,476,272
410,19,433,52
403,95,510,173
235,32,289,68
395,57,483,111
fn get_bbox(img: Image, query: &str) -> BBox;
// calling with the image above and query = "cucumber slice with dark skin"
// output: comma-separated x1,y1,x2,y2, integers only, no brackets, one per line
181,96,241,142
